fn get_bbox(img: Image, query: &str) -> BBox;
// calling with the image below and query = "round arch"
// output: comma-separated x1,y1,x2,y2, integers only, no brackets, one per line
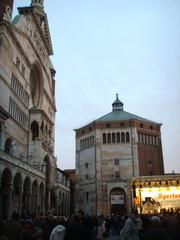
39,182,44,214
12,173,23,214
22,177,31,216
30,120,39,140
59,191,62,216
50,189,56,213
44,155,51,211
4,138,12,154
0,168,12,221
31,180,38,214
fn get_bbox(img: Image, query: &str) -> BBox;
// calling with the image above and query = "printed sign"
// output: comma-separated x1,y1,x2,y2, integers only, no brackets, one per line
111,194,124,204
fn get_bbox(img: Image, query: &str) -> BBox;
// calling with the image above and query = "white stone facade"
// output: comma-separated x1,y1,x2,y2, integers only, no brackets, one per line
0,1,70,220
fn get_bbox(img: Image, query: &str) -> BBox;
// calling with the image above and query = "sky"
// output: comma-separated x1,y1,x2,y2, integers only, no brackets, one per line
13,0,180,173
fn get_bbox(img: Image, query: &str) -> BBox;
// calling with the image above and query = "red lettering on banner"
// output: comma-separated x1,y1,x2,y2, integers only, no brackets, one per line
157,193,180,200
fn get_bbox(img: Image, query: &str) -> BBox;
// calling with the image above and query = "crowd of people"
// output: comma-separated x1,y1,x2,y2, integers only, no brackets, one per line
0,209,180,240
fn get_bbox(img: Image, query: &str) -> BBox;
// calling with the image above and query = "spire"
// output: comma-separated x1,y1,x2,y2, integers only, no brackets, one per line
31,0,44,10
112,94,124,111
0,0,14,22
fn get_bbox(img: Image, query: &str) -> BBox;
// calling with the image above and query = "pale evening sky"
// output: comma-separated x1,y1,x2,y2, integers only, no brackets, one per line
13,0,180,173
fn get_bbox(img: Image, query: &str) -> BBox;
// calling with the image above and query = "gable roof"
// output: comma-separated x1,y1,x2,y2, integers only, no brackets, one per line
14,6,53,55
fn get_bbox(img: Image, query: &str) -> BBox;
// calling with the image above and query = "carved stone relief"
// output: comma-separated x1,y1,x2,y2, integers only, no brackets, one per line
3,5,12,22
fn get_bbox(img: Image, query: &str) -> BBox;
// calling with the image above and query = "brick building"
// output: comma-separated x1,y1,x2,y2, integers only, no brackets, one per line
75,94,164,215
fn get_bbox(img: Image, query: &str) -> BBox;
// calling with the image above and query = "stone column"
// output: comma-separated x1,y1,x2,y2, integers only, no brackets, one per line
42,193,45,215
28,190,32,213
67,196,69,216
8,184,13,220
45,188,51,212
55,191,59,216
36,191,39,214
18,189,23,217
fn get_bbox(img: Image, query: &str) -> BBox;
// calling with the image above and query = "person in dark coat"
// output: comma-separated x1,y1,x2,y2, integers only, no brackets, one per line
0,212,22,240
64,215,85,240
143,216,167,240
18,219,42,240
33,215,51,240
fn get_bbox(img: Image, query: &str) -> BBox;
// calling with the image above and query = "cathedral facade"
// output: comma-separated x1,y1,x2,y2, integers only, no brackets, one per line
75,95,164,215
0,0,70,221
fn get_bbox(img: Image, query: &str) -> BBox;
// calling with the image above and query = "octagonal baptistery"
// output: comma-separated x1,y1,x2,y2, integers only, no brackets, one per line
75,94,164,216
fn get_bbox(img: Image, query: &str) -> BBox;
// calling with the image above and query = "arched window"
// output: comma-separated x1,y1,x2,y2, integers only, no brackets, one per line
107,133,111,143
103,133,106,144
121,132,125,143
126,132,130,142
31,120,39,140
112,133,116,143
30,62,43,108
117,132,120,143
4,138,12,153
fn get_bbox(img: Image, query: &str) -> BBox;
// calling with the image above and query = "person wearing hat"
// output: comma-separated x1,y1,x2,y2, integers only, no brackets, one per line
49,225,66,240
